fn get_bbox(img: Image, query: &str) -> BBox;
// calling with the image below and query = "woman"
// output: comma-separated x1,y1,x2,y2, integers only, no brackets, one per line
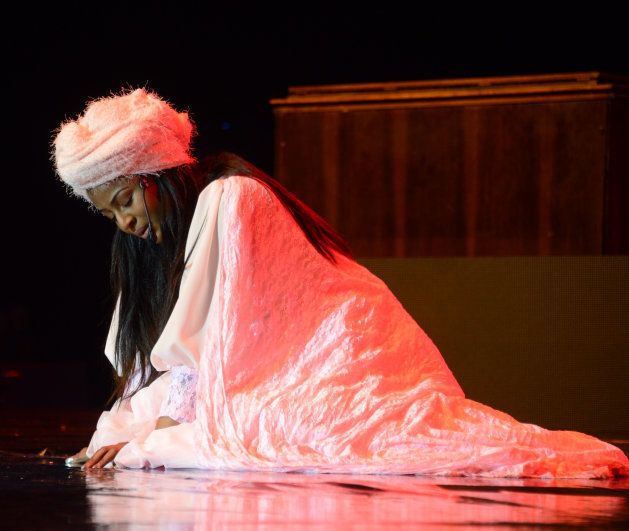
54,88,628,477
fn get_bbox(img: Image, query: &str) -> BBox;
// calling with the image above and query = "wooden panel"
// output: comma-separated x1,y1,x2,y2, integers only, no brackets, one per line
337,110,395,256
605,98,629,253
467,101,607,255
274,111,326,215
272,73,628,257
405,107,466,255
272,71,627,109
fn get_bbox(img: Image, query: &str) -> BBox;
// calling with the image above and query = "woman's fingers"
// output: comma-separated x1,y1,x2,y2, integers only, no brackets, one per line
93,448,117,468
83,448,106,469
85,451,111,469
83,442,128,469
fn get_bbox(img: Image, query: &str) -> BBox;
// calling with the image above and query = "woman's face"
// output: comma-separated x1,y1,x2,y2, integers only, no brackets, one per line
87,175,164,244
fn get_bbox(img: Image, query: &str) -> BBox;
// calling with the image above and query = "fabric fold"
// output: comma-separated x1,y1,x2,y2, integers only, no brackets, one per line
86,370,172,464
115,422,200,469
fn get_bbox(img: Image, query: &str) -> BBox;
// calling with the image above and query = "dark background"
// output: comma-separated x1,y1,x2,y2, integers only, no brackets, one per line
1,2,627,408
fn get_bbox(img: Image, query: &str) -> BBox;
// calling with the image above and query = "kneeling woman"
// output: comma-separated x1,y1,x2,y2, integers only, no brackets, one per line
53,88,628,478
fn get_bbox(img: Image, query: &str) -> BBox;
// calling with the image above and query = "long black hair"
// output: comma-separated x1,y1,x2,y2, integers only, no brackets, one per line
108,152,353,404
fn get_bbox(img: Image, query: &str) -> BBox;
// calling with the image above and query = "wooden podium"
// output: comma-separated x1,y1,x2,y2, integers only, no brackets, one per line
270,72,628,257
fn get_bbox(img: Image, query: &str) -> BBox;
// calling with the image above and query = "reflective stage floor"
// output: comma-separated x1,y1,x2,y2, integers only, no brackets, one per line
1,409,628,529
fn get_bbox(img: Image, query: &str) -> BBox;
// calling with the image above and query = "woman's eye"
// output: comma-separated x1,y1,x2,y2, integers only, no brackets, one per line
122,192,133,208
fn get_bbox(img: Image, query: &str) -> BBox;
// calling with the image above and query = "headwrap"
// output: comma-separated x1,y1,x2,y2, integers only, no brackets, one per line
52,88,196,201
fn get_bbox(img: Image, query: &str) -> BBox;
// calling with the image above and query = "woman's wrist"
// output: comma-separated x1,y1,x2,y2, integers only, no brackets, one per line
155,415,180,430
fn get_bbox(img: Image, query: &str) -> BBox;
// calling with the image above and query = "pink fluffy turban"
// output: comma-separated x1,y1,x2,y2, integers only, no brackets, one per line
52,88,196,200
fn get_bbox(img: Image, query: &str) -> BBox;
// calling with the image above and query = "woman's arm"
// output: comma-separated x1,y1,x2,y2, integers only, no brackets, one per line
155,416,180,429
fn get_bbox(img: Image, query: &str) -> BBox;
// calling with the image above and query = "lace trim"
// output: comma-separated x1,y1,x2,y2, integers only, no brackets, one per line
158,365,198,423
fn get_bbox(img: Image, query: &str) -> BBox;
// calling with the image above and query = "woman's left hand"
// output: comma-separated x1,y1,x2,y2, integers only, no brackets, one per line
83,442,128,469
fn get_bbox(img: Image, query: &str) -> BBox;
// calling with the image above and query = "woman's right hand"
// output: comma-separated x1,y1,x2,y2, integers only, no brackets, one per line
83,442,128,469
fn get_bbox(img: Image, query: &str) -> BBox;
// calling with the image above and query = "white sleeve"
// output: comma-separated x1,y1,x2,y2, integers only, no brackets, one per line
86,370,172,461
104,295,122,375
105,178,224,373
149,177,225,371
158,365,199,423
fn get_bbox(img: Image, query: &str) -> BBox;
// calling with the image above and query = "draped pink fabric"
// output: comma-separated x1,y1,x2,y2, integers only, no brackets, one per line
91,175,629,478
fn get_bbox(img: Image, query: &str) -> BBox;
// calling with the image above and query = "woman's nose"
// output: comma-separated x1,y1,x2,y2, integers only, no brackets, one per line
115,212,136,234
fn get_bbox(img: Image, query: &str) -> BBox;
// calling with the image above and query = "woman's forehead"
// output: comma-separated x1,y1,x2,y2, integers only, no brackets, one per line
87,175,136,206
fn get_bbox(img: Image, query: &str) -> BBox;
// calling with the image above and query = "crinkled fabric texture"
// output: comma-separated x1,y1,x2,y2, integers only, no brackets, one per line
89,176,629,478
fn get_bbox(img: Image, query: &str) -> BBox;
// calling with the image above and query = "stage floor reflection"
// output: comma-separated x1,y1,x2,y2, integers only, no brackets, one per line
1,449,628,529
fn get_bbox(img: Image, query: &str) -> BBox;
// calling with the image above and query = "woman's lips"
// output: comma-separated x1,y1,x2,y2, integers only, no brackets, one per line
137,226,149,239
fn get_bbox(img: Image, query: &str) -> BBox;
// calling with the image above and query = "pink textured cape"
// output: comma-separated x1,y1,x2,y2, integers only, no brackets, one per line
86,176,629,478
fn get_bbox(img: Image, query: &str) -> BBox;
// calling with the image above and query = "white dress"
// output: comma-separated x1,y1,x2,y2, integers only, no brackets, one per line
86,176,224,468
86,175,629,477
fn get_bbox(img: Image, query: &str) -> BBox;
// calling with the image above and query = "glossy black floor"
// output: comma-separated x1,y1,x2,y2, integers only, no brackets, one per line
1,409,628,529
